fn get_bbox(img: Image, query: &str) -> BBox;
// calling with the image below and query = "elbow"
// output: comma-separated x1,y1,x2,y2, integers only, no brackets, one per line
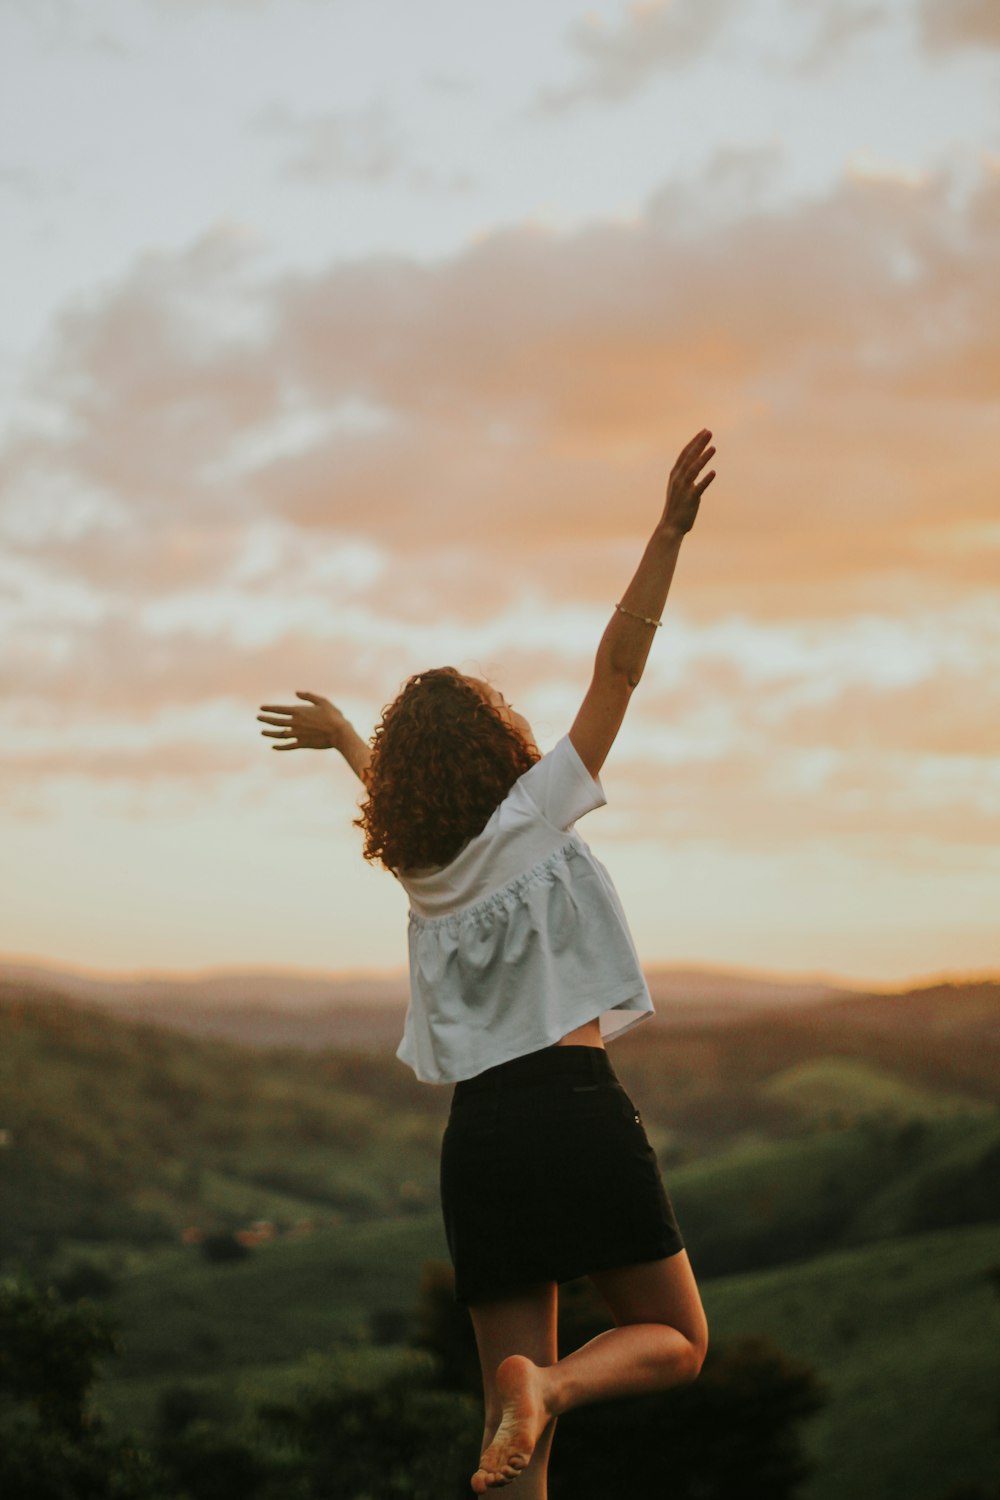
596,636,639,686
595,655,641,701
603,651,642,690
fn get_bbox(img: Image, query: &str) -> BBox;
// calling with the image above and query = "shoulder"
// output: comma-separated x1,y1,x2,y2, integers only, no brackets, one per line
515,734,607,831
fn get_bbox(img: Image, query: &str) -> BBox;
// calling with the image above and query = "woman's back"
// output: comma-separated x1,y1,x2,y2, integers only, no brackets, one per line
396,733,653,1084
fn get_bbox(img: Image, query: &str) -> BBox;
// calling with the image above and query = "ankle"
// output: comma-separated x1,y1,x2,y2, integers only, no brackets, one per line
539,1362,570,1420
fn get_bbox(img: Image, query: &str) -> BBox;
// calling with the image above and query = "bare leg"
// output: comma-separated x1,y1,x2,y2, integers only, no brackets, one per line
469,1281,559,1499
473,1251,708,1492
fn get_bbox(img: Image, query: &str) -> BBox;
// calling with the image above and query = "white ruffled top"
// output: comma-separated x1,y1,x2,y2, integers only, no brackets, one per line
395,733,653,1084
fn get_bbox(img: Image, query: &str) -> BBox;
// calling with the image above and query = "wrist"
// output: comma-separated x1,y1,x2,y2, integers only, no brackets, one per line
653,521,685,547
328,717,355,754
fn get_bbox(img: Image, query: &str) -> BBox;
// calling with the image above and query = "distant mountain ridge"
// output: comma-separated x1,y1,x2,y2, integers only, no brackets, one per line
1,956,995,1052
0,957,861,1048
0,959,410,1012
0,956,859,1009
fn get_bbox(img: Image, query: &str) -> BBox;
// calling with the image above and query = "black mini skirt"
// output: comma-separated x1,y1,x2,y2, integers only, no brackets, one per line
439,1043,685,1306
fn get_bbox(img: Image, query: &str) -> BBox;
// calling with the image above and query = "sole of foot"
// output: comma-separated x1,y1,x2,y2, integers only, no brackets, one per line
471,1355,548,1492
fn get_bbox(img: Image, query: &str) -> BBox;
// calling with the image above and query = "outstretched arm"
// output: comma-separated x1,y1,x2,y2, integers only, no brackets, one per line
257,691,372,785
569,427,717,779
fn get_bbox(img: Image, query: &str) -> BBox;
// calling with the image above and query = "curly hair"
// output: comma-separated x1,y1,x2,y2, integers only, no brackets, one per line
355,666,540,874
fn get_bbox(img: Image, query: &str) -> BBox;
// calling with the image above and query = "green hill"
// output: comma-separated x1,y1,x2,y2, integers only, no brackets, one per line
98,1213,449,1418
3,979,999,1500
662,1107,1000,1275
703,1221,1000,1500
88,1216,1000,1500
3,980,999,1282
0,983,448,1265
759,1055,993,1125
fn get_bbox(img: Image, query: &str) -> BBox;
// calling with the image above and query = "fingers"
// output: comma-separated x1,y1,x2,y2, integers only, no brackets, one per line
257,694,323,709
672,428,714,475
257,705,305,749
683,427,712,458
680,435,715,491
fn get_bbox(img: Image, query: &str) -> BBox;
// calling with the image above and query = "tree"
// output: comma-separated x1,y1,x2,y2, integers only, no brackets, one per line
549,1334,827,1500
410,1259,481,1393
257,1352,480,1500
0,1279,165,1500
199,1231,250,1264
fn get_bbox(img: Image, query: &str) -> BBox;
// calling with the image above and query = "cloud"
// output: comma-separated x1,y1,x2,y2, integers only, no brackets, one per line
0,613,399,720
251,100,474,194
425,71,476,98
2,148,999,806
0,742,252,787
0,164,55,201
916,0,1000,54
635,610,1000,763
4,155,999,617
253,101,407,184
602,739,1000,855
253,159,1000,620
789,1,891,76
6,627,997,864
533,0,741,113
14,0,132,61
0,160,995,676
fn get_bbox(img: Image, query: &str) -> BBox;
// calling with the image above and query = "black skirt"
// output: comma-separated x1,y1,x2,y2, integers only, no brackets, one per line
439,1043,685,1306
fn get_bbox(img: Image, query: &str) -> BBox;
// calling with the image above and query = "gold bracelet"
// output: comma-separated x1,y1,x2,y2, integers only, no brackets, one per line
615,601,662,628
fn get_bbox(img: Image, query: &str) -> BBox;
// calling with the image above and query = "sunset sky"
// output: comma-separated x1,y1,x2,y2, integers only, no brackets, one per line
2,0,998,988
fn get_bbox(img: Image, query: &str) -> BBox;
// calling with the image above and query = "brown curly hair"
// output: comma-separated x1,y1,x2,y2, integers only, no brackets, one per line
355,666,540,874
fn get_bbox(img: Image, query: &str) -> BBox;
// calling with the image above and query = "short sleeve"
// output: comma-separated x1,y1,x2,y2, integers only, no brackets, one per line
518,734,607,831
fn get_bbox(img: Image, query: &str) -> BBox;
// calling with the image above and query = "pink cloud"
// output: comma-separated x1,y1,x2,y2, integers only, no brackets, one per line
603,741,999,853
2,151,998,827
917,0,1000,53
0,618,393,718
3,155,996,621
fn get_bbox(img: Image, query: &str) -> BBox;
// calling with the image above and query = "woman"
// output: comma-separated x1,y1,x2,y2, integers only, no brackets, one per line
258,427,716,1496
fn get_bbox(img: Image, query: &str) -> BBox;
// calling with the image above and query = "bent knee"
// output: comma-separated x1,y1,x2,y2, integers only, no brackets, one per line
663,1315,707,1383
685,1327,708,1381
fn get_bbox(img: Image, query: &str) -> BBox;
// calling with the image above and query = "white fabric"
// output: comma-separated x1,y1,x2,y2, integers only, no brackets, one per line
395,733,654,1084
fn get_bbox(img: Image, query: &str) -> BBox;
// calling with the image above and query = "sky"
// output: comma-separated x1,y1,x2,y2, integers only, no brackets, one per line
1,0,998,988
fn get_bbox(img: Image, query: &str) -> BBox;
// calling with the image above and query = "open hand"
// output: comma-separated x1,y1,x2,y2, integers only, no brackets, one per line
662,428,716,535
257,691,349,751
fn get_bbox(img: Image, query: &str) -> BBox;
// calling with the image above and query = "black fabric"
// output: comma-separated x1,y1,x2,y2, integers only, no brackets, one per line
440,1044,685,1305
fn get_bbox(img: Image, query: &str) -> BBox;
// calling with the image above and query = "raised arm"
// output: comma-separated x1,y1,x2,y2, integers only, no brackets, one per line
257,691,372,784
569,427,716,779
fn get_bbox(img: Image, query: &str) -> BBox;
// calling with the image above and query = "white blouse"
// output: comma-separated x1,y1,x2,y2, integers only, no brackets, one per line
395,733,653,1084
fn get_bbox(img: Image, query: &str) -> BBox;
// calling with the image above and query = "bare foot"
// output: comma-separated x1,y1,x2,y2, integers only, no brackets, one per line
471,1354,553,1492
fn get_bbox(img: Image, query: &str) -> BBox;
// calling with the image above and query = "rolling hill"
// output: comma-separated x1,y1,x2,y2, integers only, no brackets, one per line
2,972,998,1500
